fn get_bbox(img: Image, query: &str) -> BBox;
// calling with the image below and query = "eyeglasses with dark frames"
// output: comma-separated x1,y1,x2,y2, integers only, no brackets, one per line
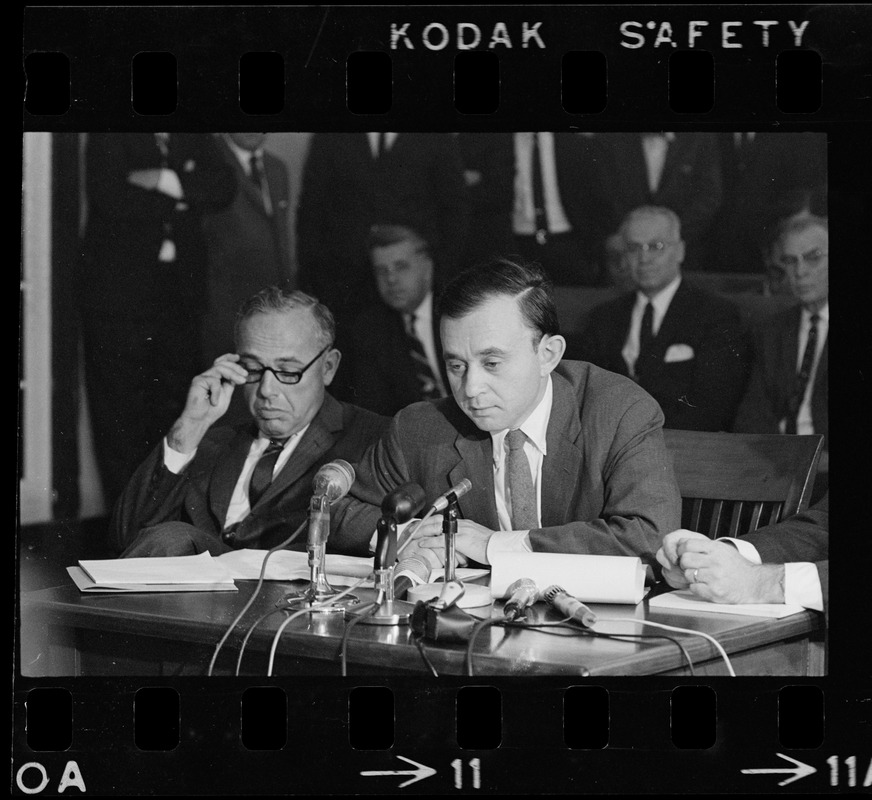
777,249,827,271
624,240,678,256
241,343,332,385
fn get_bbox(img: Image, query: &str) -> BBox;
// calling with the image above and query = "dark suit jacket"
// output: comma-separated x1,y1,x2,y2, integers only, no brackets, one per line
108,394,390,555
332,361,682,567
201,136,294,361
348,301,449,417
578,280,751,431
80,132,237,313
708,132,827,273
733,305,828,448
456,132,614,267
741,492,828,612
296,133,470,311
598,132,722,263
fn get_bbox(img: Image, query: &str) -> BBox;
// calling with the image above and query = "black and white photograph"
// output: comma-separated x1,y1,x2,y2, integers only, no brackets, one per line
15,4,871,796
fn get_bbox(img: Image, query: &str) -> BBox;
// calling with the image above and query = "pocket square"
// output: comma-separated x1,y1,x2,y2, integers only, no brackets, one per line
664,344,695,363
183,159,196,172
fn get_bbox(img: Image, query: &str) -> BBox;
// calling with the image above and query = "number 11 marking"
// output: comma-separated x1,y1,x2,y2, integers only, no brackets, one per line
451,758,482,789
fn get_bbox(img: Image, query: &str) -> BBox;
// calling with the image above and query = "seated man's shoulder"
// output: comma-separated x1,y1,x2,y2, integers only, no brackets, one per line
338,400,392,436
393,398,470,440
557,360,661,416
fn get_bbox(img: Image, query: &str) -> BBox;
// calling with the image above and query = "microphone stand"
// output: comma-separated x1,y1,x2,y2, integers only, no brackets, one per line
355,509,418,626
282,494,360,612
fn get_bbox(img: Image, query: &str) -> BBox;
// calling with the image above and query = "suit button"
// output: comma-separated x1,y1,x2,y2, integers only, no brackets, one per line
222,530,236,544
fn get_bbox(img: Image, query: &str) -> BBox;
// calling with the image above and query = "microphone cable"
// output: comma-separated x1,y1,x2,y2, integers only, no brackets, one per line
339,592,383,677
268,574,372,677
411,632,439,677
234,607,288,676
464,618,695,677
207,517,308,676
599,617,735,676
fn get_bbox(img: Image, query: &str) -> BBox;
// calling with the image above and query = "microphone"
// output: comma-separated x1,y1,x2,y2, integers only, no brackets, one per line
381,482,427,523
312,460,355,503
428,479,472,514
393,555,431,600
503,578,540,622
542,585,598,628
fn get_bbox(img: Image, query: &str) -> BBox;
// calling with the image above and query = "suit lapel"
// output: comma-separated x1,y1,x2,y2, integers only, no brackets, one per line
541,373,583,528
208,425,259,525
451,428,500,530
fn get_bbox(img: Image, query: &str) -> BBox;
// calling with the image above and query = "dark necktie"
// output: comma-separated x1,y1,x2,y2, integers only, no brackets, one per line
376,132,386,158
248,152,271,214
248,439,286,507
636,301,654,376
785,314,820,434
506,429,538,530
405,314,442,401
531,133,548,245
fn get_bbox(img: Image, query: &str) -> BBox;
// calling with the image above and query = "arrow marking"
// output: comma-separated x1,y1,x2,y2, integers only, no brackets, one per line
741,753,817,786
361,755,437,788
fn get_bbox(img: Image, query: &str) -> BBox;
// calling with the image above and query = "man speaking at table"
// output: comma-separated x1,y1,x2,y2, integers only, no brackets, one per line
109,286,389,557
334,258,681,569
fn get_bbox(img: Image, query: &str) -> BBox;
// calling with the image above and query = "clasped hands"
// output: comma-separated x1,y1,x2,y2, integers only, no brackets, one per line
656,530,784,605
400,516,495,571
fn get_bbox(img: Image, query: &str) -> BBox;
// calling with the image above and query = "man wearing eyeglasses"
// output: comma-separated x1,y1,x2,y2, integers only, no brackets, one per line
578,205,750,432
109,286,390,557
734,216,829,498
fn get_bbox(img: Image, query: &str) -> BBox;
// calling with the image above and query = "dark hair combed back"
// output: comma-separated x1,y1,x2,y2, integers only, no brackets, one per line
366,223,430,255
234,284,336,349
437,257,560,339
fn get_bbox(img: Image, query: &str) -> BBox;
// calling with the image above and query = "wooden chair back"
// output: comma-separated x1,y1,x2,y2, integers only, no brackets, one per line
663,430,823,538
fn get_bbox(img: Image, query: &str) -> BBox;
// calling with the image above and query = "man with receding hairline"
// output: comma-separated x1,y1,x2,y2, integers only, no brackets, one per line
579,205,749,432
333,258,681,569
110,286,389,558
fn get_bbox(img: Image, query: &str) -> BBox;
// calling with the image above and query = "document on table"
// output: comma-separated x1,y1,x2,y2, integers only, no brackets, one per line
648,589,806,618
215,548,489,584
490,552,647,604
69,552,238,593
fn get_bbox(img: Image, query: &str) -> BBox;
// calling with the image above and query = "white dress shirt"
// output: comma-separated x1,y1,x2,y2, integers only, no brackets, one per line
512,132,572,235
163,425,311,530
726,538,823,612
641,131,675,193
485,376,554,563
404,291,446,396
621,276,682,377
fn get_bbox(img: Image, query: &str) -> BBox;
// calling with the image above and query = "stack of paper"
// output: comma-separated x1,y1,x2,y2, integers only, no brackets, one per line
68,552,238,593
648,589,805,618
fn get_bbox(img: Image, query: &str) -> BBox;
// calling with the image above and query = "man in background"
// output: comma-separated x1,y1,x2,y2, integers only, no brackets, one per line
79,132,236,509
578,206,749,432
349,223,449,416
201,133,293,363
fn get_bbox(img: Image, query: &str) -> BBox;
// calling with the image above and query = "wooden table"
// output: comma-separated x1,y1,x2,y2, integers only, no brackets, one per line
19,580,825,677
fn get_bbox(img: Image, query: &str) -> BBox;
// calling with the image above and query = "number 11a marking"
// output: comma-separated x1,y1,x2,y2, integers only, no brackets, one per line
827,755,872,788
451,758,481,789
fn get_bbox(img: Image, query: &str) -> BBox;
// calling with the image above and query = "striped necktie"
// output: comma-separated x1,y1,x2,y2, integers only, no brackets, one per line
248,438,286,507
405,313,442,401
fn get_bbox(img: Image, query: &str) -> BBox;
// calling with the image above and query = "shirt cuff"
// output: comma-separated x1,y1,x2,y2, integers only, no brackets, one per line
485,530,533,563
722,537,762,564
163,437,196,474
784,563,824,612
157,168,184,200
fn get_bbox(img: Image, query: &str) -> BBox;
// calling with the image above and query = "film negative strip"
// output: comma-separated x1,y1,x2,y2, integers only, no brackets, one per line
16,3,871,795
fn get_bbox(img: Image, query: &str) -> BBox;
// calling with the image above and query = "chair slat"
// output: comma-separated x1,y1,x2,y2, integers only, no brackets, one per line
689,498,703,532
748,501,764,531
727,501,744,538
709,499,724,538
